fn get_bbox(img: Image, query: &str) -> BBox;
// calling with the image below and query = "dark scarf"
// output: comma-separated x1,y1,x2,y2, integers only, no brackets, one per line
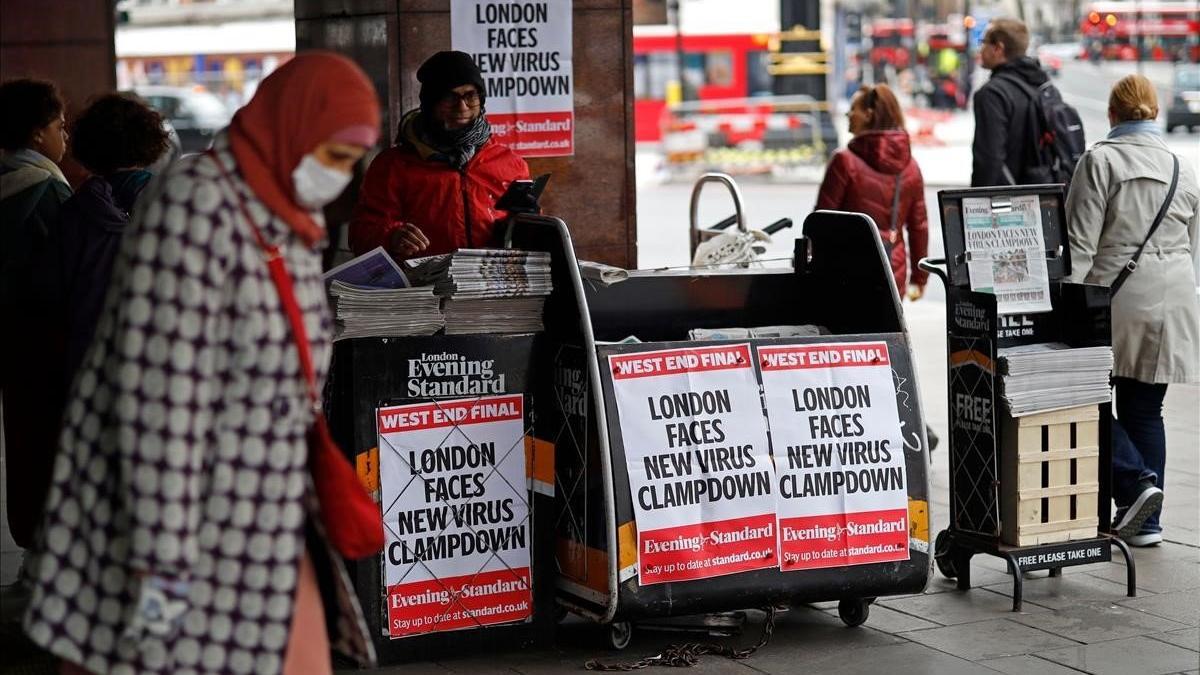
106,169,153,215
403,110,492,170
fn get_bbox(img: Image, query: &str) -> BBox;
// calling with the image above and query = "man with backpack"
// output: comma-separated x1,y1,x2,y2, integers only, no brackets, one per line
971,18,1085,189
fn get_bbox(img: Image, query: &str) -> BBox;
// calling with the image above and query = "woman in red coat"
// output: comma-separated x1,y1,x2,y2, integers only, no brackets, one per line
350,51,529,261
816,84,929,300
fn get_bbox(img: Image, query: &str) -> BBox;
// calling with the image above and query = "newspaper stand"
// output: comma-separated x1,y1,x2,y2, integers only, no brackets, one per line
326,334,556,663
920,185,1137,612
507,212,933,649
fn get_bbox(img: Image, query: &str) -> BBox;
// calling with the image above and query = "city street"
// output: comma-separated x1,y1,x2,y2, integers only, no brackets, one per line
3,30,1198,675
307,59,1200,674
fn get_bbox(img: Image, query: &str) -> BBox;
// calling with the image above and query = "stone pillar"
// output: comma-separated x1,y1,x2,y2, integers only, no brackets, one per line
295,0,637,267
0,0,117,185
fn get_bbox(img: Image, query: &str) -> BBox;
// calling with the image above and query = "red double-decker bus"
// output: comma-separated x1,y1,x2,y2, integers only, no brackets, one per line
867,18,915,72
632,26,775,142
1080,1,1200,62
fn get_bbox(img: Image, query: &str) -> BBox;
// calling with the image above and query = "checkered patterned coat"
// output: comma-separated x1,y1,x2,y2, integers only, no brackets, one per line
23,137,375,674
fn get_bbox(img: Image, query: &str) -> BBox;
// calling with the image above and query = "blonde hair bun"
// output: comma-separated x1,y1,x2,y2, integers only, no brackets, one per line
1109,75,1159,123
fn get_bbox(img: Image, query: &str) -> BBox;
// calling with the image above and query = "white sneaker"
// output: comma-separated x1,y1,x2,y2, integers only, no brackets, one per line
1113,485,1163,539
1125,532,1163,547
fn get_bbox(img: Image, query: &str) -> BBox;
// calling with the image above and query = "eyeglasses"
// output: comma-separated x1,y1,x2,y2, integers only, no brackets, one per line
439,89,482,108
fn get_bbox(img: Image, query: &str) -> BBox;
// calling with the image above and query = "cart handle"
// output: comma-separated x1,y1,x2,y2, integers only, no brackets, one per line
918,257,949,286
689,172,747,257
708,214,738,231
762,217,793,236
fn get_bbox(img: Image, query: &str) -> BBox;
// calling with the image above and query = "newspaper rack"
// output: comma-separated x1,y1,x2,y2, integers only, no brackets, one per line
508,211,933,649
920,184,1137,612
326,335,555,663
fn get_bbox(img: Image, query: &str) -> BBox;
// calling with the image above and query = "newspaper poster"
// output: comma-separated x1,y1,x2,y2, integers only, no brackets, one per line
452,0,574,157
757,342,910,571
962,195,1052,315
377,395,531,638
608,344,778,585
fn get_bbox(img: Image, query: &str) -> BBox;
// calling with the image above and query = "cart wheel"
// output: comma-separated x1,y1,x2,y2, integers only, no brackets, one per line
837,599,870,627
606,621,633,650
554,603,569,623
934,530,958,579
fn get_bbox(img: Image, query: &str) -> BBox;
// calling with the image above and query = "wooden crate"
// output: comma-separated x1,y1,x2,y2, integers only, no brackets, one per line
999,405,1100,547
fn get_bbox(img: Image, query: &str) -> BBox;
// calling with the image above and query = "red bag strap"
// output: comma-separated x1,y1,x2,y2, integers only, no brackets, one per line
206,151,320,408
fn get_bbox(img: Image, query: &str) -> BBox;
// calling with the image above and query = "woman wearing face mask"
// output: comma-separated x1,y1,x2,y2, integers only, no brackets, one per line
350,50,529,262
47,93,171,393
24,53,381,675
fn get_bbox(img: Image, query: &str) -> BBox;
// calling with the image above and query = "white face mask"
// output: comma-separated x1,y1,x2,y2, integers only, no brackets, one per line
292,153,352,209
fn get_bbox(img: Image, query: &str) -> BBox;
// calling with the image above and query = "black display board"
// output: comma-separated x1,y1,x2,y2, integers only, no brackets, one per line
326,335,553,664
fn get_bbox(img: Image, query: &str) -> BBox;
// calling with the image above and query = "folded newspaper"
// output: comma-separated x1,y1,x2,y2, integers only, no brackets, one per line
689,325,830,341
322,246,409,289
406,248,552,334
327,281,443,340
998,342,1113,416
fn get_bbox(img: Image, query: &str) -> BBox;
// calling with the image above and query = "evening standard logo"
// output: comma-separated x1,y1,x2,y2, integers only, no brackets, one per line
644,522,773,554
408,352,505,397
783,517,906,542
491,118,573,136
954,303,989,331
391,576,529,609
553,364,586,416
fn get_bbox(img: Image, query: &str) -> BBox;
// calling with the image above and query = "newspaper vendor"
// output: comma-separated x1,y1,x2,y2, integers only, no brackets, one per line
350,50,530,261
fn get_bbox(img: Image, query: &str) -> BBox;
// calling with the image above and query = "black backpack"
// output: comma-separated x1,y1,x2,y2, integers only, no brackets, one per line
996,73,1086,190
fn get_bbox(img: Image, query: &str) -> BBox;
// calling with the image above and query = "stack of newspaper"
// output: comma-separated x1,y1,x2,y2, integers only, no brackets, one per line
327,282,443,340
407,249,552,335
998,343,1113,416
323,247,444,339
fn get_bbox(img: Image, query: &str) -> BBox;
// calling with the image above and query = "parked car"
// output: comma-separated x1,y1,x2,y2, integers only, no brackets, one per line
134,85,232,153
1165,66,1200,134
1038,51,1063,77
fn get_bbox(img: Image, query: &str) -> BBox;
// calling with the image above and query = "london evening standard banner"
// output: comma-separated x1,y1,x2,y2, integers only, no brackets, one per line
757,342,909,571
377,395,531,638
608,344,777,585
452,0,574,157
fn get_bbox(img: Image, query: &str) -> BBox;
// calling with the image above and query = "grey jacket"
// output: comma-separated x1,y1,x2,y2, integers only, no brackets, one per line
1066,133,1200,383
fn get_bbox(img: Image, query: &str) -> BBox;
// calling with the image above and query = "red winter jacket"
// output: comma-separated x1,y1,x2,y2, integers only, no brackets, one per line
350,127,529,258
815,129,929,291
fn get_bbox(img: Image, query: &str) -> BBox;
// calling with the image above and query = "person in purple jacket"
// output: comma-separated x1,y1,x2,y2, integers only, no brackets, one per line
47,93,170,387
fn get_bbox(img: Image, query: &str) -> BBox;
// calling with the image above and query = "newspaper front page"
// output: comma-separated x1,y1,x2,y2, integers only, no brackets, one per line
962,195,1052,315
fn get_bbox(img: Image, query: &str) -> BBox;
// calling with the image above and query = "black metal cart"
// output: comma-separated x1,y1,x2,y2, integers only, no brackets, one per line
920,185,1136,612
510,210,935,649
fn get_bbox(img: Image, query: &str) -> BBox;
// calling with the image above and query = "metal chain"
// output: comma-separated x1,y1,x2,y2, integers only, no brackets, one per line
584,606,777,671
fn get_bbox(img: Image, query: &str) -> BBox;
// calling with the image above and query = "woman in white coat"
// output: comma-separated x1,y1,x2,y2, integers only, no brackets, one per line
1066,74,1200,547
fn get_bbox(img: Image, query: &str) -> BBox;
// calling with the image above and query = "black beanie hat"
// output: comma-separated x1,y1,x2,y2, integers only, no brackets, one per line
417,51,487,114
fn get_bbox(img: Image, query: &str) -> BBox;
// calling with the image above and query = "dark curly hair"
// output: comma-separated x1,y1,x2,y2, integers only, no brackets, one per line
0,79,65,151
71,93,170,176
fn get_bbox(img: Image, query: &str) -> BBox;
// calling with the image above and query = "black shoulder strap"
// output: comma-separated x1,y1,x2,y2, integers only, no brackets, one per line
994,73,1052,181
889,173,902,238
995,72,1042,101
1110,154,1180,297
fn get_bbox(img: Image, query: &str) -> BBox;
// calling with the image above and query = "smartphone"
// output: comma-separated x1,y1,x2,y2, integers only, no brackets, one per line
496,173,551,213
